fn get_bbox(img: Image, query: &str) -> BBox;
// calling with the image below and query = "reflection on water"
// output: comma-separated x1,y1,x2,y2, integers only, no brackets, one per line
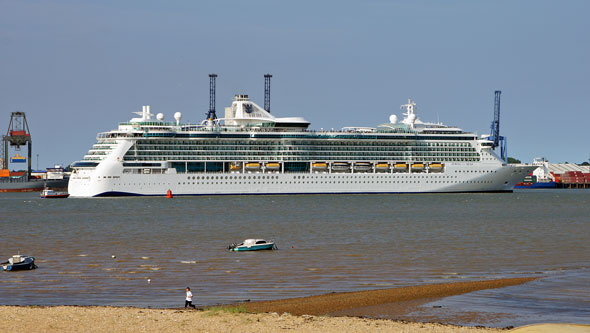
1,190,589,325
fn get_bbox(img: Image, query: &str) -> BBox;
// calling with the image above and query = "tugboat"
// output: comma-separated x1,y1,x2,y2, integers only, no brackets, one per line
2,254,37,271
40,188,69,198
227,239,276,251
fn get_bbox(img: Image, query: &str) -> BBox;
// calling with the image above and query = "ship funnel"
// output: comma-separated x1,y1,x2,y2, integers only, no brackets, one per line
207,74,218,120
264,74,272,113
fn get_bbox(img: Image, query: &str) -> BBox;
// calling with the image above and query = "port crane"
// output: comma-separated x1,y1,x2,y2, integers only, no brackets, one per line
488,90,507,163
2,112,33,179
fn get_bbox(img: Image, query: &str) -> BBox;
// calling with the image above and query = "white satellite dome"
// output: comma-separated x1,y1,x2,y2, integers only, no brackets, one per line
156,113,164,121
389,114,398,124
174,112,182,124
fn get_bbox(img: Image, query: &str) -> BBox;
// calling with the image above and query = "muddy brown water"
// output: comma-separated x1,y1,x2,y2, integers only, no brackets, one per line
1,190,588,326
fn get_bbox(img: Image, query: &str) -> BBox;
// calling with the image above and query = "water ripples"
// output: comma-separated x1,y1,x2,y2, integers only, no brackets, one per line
0,191,588,317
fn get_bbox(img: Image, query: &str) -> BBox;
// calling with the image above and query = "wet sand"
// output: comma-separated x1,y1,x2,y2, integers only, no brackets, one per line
242,277,538,318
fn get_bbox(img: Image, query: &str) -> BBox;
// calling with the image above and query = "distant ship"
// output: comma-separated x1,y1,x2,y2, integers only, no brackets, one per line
69,93,536,197
0,175,45,192
514,158,557,189
0,166,69,192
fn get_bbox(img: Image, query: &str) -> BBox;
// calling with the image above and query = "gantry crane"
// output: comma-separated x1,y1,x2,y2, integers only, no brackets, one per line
488,91,507,162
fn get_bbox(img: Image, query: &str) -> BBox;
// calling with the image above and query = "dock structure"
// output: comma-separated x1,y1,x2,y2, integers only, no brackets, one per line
550,164,590,189
516,160,590,189
2,112,33,179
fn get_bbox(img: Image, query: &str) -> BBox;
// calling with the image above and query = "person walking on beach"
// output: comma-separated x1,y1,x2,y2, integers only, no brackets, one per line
185,287,196,309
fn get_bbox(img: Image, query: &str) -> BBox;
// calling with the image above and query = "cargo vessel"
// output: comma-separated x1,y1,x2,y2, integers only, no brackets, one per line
69,92,536,197
0,176,45,192
514,158,556,189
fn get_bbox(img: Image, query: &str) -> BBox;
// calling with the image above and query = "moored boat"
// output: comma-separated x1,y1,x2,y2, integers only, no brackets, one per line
2,255,37,271
67,92,537,197
228,239,276,251
40,188,70,198
0,176,45,192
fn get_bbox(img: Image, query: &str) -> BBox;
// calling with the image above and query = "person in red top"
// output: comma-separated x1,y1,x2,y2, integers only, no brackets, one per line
185,287,196,309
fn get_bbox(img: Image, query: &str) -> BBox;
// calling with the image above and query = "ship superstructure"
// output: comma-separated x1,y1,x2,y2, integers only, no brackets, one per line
69,95,535,197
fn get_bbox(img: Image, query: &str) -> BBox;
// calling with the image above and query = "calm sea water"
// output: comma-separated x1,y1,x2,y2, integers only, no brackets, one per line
1,190,589,327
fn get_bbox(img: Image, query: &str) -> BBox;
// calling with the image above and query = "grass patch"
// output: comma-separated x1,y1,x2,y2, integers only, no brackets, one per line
205,305,248,316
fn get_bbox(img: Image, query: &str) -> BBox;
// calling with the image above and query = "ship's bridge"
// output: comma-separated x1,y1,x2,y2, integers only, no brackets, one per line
222,95,310,130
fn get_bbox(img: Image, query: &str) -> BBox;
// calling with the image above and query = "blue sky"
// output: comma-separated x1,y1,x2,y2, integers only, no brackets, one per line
1,0,589,168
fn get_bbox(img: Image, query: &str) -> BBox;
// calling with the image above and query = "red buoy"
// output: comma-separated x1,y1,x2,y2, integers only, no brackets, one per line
166,189,173,198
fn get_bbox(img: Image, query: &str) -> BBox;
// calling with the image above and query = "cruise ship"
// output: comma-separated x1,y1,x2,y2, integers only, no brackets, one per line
69,95,535,197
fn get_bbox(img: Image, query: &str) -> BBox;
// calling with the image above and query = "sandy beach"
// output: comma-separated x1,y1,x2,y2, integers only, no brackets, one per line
0,277,551,332
0,306,502,333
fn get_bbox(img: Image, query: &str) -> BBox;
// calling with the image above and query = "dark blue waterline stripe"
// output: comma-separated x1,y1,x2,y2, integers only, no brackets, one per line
93,190,512,197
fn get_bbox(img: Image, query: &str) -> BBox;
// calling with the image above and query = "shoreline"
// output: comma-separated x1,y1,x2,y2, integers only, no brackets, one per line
0,277,546,332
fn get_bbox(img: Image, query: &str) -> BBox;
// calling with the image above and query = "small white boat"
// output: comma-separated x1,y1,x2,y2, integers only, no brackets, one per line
2,255,37,271
227,239,277,251
40,188,69,198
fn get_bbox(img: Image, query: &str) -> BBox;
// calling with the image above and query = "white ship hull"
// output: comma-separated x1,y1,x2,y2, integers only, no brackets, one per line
69,163,535,197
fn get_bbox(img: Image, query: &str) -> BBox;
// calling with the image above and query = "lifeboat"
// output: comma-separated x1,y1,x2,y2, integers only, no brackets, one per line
229,162,243,171
429,163,444,172
312,162,328,172
375,163,390,172
245,162,261,172
331,162,350,172
354,162,372,172
265,162,281,171
394,163,408,171
411,163,425,172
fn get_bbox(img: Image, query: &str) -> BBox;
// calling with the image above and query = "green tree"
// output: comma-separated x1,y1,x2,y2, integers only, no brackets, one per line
507,157,521,164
